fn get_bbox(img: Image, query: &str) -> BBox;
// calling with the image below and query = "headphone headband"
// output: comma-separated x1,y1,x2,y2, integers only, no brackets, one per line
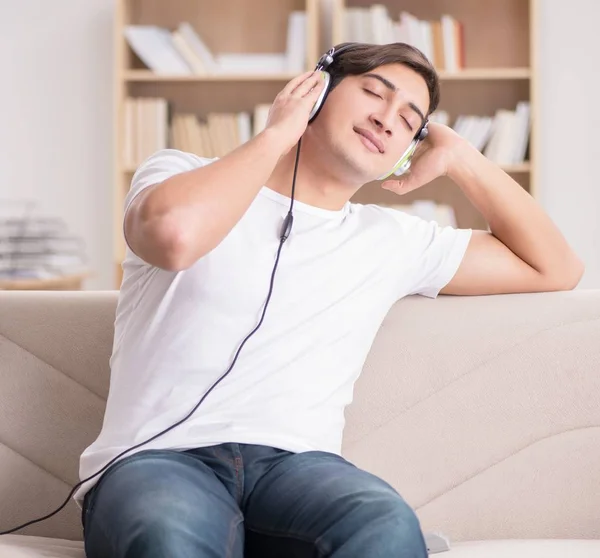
314,44,357,72
315,49,335,71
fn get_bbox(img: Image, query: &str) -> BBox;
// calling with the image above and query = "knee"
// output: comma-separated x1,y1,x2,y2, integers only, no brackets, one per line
104,490,205,553
350,490,427,557
128,520,175,552
386,499,427,555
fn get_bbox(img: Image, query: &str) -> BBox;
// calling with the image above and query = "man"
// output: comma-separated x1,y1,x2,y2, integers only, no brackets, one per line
78,43,583,557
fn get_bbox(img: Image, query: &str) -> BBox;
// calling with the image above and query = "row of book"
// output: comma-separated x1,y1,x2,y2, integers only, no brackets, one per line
123,97,530,169
123,97,272,167
343,6,464,71
431,102,531,165
124,14,306,76
170,108,270,160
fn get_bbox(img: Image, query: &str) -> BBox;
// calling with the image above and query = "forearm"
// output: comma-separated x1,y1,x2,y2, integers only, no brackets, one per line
448,140,584,283
138,128,286,268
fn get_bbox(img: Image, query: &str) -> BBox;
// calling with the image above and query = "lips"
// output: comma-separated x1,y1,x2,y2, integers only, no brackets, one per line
354,127,384,154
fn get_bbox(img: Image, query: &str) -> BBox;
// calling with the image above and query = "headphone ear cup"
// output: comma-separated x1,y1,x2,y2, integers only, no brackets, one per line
377,122,429,180
308,71,331,123
377,140,418,180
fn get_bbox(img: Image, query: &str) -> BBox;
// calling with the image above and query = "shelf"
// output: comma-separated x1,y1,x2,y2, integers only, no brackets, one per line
437,68,531,80
124,68,530,83
124,70,299,82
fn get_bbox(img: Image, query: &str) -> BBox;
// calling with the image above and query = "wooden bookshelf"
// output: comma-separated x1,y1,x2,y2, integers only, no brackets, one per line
113,0,538,286
332,0,539,233
113,0,319,286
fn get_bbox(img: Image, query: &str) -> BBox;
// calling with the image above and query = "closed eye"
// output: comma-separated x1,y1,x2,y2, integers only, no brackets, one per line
363,88,382,99
401,116,414,132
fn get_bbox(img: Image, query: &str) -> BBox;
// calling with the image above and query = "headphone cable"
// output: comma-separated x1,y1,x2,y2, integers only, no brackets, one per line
0,139,302,536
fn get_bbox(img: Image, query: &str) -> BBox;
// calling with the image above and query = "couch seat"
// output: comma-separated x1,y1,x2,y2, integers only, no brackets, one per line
1,535,599,557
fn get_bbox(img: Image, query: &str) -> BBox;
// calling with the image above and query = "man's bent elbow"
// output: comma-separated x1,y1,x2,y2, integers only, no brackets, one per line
136,215,202,272
545,257,585,292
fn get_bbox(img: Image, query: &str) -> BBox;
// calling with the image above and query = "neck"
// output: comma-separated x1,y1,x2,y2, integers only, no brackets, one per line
264,134,362,211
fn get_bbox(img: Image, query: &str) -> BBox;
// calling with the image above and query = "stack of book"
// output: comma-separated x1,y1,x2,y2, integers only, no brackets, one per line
124,14,307,76
343,5,464,71
431,102,531,165
0,203,87,281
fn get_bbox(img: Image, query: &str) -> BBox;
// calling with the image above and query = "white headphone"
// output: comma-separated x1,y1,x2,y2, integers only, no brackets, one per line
308,45,429,180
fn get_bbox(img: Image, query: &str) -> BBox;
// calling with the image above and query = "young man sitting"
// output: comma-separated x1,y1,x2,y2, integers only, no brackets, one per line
78,42,583,558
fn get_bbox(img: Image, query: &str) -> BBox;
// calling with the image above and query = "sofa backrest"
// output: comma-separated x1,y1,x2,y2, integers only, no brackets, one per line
1,290,599,542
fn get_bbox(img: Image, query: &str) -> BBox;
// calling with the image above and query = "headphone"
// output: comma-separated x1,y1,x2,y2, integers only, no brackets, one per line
308,45,429,180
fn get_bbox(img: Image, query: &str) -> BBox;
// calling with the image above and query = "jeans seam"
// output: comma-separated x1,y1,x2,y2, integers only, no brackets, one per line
212,446,235,467
245,524,327,557
235,456,244,504
225,516,244,558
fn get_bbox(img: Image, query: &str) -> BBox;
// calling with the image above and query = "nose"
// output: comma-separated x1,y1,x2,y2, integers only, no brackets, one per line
369,111,393,137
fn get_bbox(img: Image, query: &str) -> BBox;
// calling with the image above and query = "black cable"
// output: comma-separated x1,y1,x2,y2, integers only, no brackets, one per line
0,139,302,536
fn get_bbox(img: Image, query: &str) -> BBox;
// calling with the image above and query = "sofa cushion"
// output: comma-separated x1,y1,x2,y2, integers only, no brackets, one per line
444,539,600,557
0,535,84,557
1,535,599,557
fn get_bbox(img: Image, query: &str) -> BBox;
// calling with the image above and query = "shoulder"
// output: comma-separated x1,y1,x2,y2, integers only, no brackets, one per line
125,150,218,212
348,201,470,257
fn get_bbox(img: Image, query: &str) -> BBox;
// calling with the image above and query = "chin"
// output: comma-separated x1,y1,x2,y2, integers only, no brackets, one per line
323,134,373,182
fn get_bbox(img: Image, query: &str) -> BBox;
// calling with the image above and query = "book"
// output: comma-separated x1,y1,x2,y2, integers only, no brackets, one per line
286,11,307,72
342,7,465,71
124,26,192,74
129,19,306,76
451,102,531,165
175,22,218,73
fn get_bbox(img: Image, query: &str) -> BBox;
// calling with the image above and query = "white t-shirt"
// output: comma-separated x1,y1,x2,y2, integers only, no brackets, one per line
76,148,472,503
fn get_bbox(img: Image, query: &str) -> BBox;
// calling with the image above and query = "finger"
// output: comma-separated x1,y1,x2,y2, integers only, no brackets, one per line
381,179,403,193
293,71,326,98
307,78,327,98
280,71,317,96
302,78,328,106
381,177,420,195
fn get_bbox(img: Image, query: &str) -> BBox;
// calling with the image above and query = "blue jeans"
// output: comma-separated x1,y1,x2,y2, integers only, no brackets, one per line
82,443,427,558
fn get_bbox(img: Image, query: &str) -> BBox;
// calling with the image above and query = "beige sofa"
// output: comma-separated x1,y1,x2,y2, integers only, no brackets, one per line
0,289,599,557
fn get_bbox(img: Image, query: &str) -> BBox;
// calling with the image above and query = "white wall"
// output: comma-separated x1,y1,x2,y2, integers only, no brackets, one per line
0,0,114,289
1,0,598,289
537,0,600,288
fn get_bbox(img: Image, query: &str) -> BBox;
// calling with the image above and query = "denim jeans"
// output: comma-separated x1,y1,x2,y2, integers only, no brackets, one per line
82,443,428,558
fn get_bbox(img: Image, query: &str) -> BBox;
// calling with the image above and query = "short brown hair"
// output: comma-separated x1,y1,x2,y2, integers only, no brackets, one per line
327,42,440,117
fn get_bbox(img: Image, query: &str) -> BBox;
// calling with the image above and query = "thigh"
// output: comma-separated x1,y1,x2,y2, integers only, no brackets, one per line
83,449,244,558
243,451,426,558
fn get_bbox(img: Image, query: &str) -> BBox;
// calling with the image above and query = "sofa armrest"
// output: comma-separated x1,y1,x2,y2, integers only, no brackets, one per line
343,291,600,541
